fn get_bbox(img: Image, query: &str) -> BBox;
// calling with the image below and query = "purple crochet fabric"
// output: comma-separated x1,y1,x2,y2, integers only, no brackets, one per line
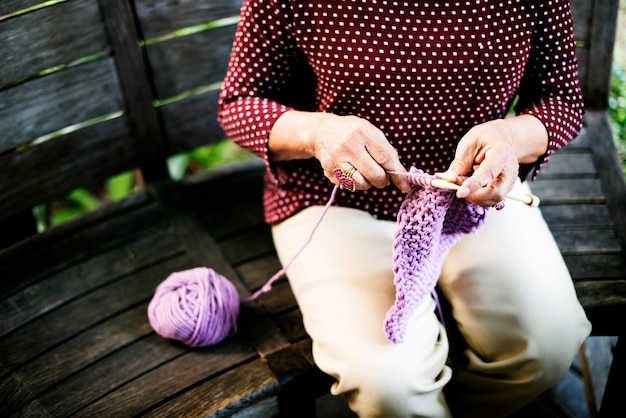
384,168,487,343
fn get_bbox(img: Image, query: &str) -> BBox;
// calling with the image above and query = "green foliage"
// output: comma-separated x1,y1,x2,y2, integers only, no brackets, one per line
167,140,255,180
37,140,253,229
609,63,626,175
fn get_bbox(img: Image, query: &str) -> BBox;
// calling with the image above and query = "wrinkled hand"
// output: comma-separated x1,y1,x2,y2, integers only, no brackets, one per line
311,114,410,192
439,119,522,208
270,111,411,192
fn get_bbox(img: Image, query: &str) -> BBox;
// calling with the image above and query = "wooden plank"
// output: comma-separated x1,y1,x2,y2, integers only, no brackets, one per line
541,204,612,229
0,1,53,16
531,178,605,204
540,152,596,177
0,228,182,337
0,118,138,224
199,200,266,242
237,254,283,292
586,111,626,251
219,225,276,267
0,255,190,369
0,367,42,418
565,254,626,280
552,229,622,255
146,25,236,99
253,280,299,318
0,193,163,295
37,334,191,417
570,0,593,44
3,305,154,416
0,58,124,152
73,340,259,417
98,0,169,181
0,0,109,88
275,309,309,343
160,90,228,155
575,281,626,307
142,358,279,418
583,0,619,109
134,0,243,40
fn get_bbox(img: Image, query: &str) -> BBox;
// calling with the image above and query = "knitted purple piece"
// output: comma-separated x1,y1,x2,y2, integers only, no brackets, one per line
384,168,487,343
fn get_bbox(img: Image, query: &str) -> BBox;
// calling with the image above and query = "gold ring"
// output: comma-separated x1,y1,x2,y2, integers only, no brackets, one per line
333,168,357,192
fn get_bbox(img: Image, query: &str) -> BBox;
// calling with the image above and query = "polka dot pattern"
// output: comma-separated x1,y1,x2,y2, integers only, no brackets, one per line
218,0,584,224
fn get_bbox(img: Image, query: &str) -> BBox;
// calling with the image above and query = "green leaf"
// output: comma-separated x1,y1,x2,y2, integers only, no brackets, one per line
107,172,134,201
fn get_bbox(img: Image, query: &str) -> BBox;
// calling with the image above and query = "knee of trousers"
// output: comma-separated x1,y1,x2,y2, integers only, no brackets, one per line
499,307,591,390
324,308,453,417
333,346,453,418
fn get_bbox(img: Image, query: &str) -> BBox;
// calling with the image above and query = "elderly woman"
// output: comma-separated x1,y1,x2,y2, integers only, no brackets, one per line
217,1,591,416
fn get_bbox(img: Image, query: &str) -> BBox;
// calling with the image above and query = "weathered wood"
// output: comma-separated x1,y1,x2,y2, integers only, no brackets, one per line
141,358,280,418
0,0,623,417
0,0,109,88
565,255,626,281
531,178,605,204
570,0,593,43
0,192,161,294
0,118,136,224
98,0,170,181
72,338,259,417
583,0,620,109
552,229,622,255
37,334,193,417
146,26,237,99
0,58,123,151
160,90,228,154
586,111,626,251
540,204,612,229
134,0,243,40
0,1,51,16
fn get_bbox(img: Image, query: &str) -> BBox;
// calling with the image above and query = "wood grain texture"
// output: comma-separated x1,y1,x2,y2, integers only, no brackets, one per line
0,0,624,417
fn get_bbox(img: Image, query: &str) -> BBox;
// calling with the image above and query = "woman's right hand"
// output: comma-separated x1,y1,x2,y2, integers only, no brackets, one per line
269,110,411,193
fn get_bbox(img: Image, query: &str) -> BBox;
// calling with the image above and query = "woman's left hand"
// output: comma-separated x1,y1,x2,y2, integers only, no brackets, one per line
440,116,548,208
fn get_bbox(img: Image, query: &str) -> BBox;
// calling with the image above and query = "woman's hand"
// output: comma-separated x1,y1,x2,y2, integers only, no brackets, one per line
440,115,549,207
269,110,411,192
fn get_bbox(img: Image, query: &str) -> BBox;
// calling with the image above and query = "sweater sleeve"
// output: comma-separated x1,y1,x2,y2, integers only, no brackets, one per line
217,0,316,183
515,0,585,180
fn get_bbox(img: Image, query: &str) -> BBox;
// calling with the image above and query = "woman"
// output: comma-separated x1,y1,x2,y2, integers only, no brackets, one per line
217,1,591,416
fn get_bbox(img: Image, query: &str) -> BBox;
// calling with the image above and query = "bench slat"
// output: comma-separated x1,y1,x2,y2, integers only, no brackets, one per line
146,26,237,100
134,0,243,40
160,91,228,154
0,58,123,151
0,0,109,88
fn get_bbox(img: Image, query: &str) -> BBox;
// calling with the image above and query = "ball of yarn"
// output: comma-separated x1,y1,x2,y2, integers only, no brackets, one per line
147,267,240,347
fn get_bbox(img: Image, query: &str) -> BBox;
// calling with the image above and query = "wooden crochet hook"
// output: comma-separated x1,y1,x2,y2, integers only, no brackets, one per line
429,174,541,207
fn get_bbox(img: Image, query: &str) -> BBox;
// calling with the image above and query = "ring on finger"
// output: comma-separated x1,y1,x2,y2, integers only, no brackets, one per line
492,200,506,211
333,167,357,192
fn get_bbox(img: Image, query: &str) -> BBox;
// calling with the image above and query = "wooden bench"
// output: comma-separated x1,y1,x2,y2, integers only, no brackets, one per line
0,0,624,417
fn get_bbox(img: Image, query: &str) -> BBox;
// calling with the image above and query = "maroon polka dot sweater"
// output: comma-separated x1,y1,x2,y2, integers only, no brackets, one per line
217,0,585,225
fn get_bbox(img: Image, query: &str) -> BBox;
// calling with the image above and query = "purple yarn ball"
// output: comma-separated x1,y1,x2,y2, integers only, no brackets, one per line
147,267,240,347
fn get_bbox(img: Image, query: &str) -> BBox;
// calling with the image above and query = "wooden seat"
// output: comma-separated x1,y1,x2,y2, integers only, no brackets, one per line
0,0,624,417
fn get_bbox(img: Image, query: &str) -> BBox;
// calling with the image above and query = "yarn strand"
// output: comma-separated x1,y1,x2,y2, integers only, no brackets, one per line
242,185,340,303
148,168,491,347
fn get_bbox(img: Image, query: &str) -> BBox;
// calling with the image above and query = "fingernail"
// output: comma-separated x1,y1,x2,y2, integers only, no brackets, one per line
457,186,470,198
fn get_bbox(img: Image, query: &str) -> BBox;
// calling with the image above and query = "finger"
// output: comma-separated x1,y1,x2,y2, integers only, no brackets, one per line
330,163,373,192
359,135,411,192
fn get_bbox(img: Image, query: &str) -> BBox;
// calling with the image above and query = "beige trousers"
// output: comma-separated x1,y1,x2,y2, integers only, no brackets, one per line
271,182,591,418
